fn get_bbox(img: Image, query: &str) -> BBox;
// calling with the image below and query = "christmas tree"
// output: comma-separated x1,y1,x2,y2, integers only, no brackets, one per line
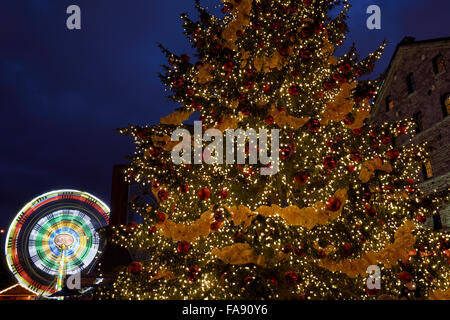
100,0,450,300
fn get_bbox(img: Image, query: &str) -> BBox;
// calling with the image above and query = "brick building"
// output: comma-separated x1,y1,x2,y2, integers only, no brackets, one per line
371,36,450,230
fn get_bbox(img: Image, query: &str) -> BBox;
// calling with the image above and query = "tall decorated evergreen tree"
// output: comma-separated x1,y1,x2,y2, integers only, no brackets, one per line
100,0,450,299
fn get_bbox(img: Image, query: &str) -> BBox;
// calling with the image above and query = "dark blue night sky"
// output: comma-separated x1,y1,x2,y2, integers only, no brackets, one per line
0,0,449,234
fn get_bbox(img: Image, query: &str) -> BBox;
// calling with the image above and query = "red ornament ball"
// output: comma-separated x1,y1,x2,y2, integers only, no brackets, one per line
299,48,311,59
350,150,362,162
288,85,300,96
126,222,138,234
366,207,376,217
342,243,352,256
223,61,235,71
387,149,400,160
129,261,142,275
265,115,274,125
148,226,157,235
382,136,392,144
210,221,220,231
218,189,228,199
187,266,199,282
177,241,191,254
173,77,184,87
398,271,412,282
282,245,292,254
198,188,211,201
179,184,189,193
307,118,321,132
285,271,299,285
157,189,169,201
323,155,337,170
352,128,363,135
327,197,341,211
417,215,427,223
280,146,294,159
294,170,309,185
157,212,166,223
294,246,305,257
214,209,224,222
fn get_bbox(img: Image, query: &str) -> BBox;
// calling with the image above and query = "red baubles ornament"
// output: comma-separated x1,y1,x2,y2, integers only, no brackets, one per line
245,79,254,90
398,271,412,282
148,226,157,235
149,147,162,157
177,241,190,254
180,54,190,63
278,45,288,57
387,149,400,160
234,231,245,243
397,126,407,135
126,222,138,234
218,189,228,199
339,62,352,73
265,115,274,125
285,271,299,285
342,243,352,256
157,189,169,201
366,207,376,217
300,26,312,38
417,215,427,223
288,85,299,96
245,68,254,77
327,197,341,211
262,83,271,94
280,146,294,159
210,221,220,231
350,150,362,162
157,212,166,223
223,60,235,72
307,118,321,132
294,246,305,257
323,155,337,170
272,20,281,30
198,187,211,201
382,136,392,144
303,0,313,6
191,100,202,110
179,184,189,193
282,245,292,254
294,170,309,184
252,21,262,30
352,128,363,135
173,77,184,87
299,48,311,59
239,104,251,116
129,261,142,274
323,80,335,91
187,266,199,282
214,209,224,222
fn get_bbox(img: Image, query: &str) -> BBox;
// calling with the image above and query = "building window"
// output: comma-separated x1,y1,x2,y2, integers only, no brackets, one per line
385,96,394,111
443,93,450,117
433,54,446,74
413,112,423,133
423,161,433,180
406,73,416,94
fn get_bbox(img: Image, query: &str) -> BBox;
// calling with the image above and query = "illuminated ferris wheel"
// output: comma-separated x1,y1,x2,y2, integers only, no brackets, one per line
4,190,110,298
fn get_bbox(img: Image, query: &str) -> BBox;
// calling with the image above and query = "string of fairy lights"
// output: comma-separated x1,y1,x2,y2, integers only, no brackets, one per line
98,0,450,300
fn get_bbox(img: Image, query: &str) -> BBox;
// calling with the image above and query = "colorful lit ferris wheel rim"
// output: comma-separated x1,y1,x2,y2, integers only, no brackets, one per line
5,190,110,296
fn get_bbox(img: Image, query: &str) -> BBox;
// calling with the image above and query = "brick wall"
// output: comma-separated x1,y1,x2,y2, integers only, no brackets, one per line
371,38,450,230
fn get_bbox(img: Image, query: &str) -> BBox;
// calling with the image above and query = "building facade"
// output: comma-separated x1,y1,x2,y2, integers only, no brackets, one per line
371,36,450,230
